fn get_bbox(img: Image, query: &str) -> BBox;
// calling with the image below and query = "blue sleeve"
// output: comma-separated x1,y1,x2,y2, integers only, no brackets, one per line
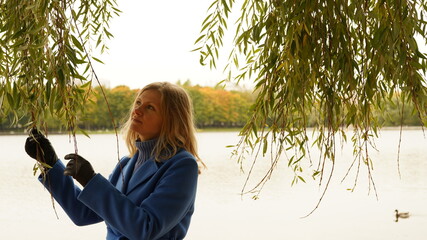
77,157,198,240
39,160,103,226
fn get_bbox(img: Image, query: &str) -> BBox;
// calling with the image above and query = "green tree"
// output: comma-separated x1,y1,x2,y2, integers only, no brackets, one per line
183,85,212,128
195,0,427,211
375,93,423,126
182,83,253,128
83,85,136,130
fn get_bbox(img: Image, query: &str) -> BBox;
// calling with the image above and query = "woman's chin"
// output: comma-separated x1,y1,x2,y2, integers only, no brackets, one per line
130,123,142,133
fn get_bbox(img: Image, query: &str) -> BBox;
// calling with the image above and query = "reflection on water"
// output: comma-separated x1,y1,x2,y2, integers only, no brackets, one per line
0,130,426,239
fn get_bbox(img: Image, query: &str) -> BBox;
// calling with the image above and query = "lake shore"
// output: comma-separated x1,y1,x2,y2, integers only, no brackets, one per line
1,125,424,136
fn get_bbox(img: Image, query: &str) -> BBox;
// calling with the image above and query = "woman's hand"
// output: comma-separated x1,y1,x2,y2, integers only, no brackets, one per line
24,128,58,168
64,154,96,187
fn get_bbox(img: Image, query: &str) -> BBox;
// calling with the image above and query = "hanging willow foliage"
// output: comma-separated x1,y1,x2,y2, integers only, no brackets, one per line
195,0,427,212
0,0,120,134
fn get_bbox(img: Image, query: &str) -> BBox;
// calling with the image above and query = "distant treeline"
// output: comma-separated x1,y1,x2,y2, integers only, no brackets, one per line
0,81,255,132
0,81,423,133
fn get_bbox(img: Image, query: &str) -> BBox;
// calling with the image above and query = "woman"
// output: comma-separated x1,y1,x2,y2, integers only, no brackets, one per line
25,82,204,240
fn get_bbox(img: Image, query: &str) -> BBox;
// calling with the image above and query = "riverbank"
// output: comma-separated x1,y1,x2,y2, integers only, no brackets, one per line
0,127,245,136
2,125,425,136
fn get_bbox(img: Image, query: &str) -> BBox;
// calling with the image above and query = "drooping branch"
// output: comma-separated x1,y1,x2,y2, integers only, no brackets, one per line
195,0,427,214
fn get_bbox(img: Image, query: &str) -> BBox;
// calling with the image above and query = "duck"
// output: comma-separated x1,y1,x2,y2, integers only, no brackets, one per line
395,209,410,222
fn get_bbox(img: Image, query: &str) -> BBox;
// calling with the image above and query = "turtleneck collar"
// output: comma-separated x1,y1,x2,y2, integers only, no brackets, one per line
134,138,157,172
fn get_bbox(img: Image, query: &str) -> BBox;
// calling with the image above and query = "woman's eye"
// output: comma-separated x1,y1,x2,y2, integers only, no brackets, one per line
147,105,154,110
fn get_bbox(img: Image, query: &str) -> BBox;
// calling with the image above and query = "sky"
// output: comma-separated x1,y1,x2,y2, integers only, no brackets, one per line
91,0,243,90
92,1,427,91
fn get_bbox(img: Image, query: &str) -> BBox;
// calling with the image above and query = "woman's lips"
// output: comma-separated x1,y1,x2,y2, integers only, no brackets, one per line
132,118,142,124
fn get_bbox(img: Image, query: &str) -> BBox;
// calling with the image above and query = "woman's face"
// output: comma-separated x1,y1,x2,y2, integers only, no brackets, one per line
130,89,163,141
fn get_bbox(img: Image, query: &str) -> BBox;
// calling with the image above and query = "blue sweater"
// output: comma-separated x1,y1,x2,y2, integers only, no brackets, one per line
40,147,198,240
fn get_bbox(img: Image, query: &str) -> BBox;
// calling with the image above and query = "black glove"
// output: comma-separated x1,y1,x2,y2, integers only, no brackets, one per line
25,128,58,168
64,153,96,187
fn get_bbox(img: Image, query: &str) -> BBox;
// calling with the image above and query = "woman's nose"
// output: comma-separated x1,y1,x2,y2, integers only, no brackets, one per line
133,105,143,115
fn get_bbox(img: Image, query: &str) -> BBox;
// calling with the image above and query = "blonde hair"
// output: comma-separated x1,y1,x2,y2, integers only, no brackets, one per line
121,82,205,171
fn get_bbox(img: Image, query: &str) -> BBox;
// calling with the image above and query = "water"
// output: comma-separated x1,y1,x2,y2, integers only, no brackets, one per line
0,130,426,239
